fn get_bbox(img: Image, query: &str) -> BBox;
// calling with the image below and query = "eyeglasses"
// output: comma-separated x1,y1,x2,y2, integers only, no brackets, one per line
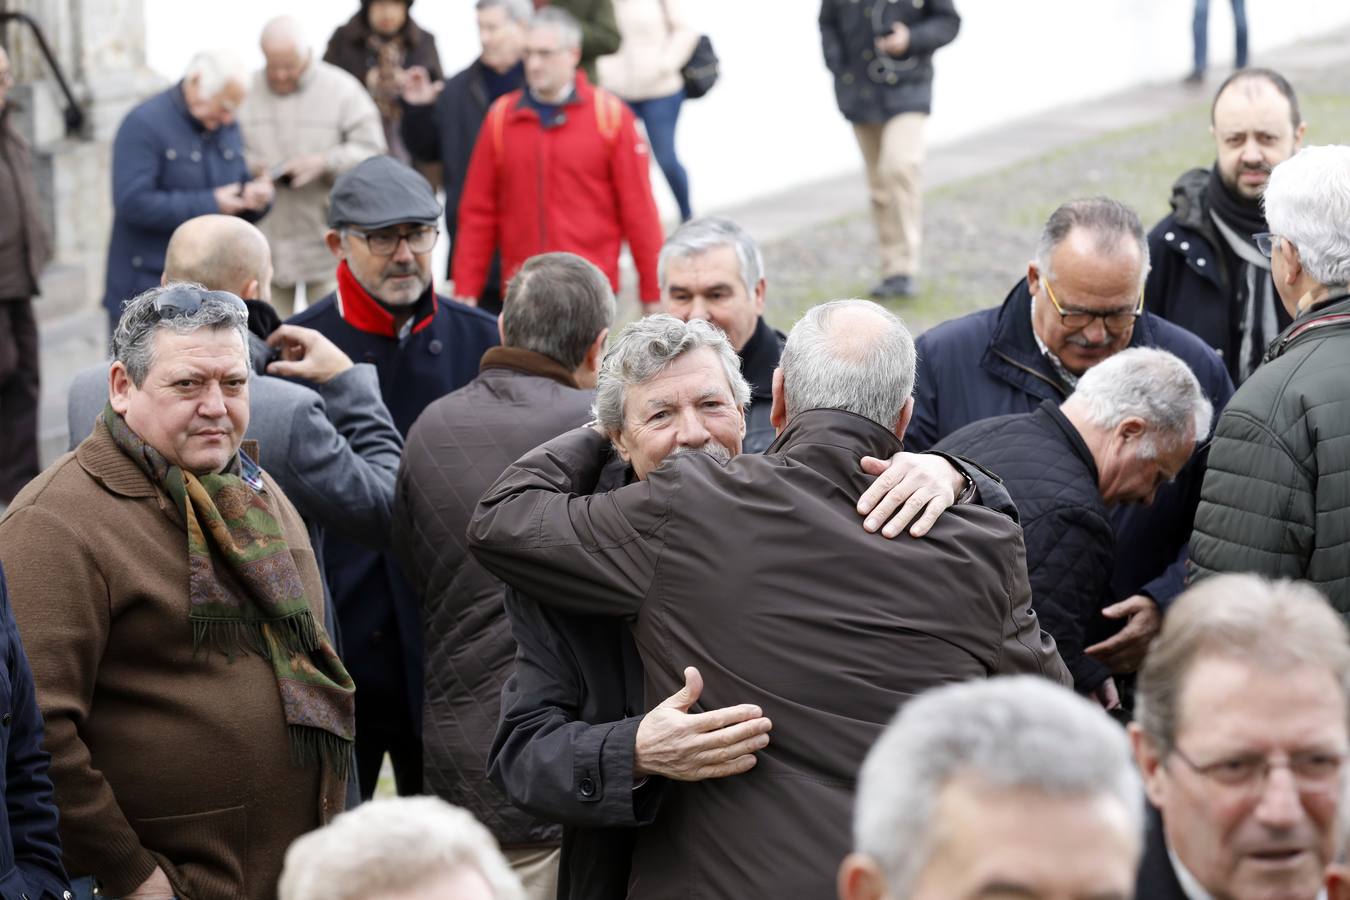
1254,232,1281,259
152,286,248,321
347,226,438,256
1042,278,1145,333
1170,744,1346,797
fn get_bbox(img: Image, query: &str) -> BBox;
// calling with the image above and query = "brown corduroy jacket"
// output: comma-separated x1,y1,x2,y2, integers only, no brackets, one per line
0,109,51,300
470,409,1070,900
0,421,344,900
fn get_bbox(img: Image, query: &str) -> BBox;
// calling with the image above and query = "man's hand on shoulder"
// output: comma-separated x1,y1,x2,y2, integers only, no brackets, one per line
856,452,967,539
634,667,772,782
266,324,355,384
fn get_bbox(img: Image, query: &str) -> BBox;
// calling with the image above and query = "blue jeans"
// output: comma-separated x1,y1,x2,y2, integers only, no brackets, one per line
628,89,692,221
1193,0,1248,73
70,875,179,900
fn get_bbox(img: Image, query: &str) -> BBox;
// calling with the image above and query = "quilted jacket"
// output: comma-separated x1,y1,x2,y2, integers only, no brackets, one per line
1190,293,1350,610
391,347,594,847
937,401,1115,693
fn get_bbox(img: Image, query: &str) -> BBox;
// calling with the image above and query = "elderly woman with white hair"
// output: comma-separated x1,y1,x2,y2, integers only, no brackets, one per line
1191,143,1350,609
102,49,274,334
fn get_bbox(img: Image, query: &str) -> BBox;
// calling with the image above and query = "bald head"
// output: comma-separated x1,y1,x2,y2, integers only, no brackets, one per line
779,299,917,433
164,215,273,299
261,16,311,95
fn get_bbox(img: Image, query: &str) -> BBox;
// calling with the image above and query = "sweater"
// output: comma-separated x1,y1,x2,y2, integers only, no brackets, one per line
0,423,344,900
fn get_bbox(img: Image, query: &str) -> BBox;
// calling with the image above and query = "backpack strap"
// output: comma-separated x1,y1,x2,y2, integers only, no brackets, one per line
593,88,623,148
488,95,512,162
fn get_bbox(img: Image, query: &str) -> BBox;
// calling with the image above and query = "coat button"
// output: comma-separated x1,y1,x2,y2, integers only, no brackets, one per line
1197,258,1207,267
842,73,854,85
1165,231,1175,241
132,256,143,268
428,339,443,355
190,150,202,162
1180,241,1190,251
1215,347,1225,358
224,148,235,159
165,148,177,160
2,714,10,727
579,777,596,797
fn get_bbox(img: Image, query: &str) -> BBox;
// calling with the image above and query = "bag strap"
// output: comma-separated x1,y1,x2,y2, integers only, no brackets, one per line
594,88,622,147
489,95,512,162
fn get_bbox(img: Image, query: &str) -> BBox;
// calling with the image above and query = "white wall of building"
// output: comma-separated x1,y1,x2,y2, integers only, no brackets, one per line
144,0,1350,217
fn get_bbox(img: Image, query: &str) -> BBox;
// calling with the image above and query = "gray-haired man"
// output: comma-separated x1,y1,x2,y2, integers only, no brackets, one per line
471,302,1068,899
839,676,1142,900
1130,574,1350,900
660,217,784,453
937,348,1213,703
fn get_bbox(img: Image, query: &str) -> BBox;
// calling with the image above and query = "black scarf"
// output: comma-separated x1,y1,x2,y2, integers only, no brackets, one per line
1205,165,1268,251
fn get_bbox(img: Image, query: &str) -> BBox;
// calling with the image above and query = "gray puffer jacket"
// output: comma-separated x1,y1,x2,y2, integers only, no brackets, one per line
1190,293,1350,611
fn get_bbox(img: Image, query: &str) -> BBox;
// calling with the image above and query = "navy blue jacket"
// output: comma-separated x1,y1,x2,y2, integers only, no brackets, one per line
910,279,1235,610
288,276,498,729
103,83,262,320
0,564,69,900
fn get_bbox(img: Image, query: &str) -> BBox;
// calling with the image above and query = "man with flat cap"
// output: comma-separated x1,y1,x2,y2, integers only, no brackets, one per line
289,155,499,798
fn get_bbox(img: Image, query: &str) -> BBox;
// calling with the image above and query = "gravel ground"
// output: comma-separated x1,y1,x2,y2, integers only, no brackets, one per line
760,64,1350,337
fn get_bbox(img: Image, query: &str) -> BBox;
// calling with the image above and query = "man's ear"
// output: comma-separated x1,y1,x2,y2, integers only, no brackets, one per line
324,230,345,260
241,278,261,301
1277,236,1303,286
109,361,133,416
1026,260,1043,296
1129,723,1169,809
752,277,767,316
770,368,787,432
497,313,506,346
1117,416,1147,446
1294,121,1308,150
584,328,609,373
893,396,914,442
609,427,632,463
837,853,889,900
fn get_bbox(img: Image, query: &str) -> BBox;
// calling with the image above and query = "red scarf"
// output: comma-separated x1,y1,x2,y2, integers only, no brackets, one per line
334,259,438,338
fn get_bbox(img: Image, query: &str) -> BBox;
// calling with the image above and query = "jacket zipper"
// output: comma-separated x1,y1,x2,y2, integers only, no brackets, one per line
991,349,1069,399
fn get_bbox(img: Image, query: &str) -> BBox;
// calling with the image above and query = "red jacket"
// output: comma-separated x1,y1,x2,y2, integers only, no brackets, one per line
453,73,664,302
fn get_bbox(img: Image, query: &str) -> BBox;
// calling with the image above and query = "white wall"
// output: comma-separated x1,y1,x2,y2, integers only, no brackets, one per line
144,0,1350,217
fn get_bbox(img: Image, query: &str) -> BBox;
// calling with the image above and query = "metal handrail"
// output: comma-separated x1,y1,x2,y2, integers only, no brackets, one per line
1,11,85,135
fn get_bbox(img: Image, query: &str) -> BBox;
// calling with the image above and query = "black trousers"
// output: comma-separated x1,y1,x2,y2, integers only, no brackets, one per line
354,714,423,800
0,298,39,503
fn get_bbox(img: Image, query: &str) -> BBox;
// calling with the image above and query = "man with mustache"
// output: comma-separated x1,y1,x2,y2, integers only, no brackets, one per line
906,197,1233,695
287,155,499,799
1145,69,1306,385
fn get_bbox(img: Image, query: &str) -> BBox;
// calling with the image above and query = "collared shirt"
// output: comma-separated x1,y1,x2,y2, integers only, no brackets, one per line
1028,295,1079,391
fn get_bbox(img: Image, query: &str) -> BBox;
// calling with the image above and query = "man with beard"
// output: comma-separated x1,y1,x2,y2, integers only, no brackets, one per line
288,155,499,799
1145,69,1305,385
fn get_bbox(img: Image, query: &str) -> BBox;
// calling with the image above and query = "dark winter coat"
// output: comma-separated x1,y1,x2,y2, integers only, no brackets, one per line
0,564,69,900
322,11,443,88
909,279,1234,611
391,348,594,848
1190,293,1350,612
740,316,785,455
818,0,960,123
103,84,262,320
287,272,498,731
469,410,1069,900
1145,167,1290,385
553,0,621,83
937,402,1115,693
0,110,51,301
1134,805,1187,900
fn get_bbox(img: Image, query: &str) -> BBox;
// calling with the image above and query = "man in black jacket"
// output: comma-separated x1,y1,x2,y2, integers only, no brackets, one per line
1145,69,1305,385
401,0,528,310
819,0,960,299
937,348,1211,706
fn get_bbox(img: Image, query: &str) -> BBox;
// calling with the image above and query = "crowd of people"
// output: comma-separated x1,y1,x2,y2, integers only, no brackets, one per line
0,0,1348,898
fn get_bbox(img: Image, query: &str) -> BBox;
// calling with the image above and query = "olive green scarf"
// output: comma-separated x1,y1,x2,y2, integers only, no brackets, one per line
103,406,355,777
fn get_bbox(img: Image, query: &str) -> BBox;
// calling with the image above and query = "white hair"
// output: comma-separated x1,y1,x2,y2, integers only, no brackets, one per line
593,315,750,431
477,0,533,25
531,6,582,50
781,299,916,430
184,49,250,98
854,676,1143,897
260,16,311,57
278,797,525,900
1264,145,1350,288
659,217,765,298
1067,347,1213,458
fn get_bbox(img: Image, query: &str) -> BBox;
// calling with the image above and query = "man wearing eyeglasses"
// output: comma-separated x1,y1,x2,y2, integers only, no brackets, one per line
287,154,499,800
1130,574,1350,900
907,197,1233,695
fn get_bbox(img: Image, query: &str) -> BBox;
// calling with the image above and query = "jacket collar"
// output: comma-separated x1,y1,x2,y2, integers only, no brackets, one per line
983,278,1161,400
334,259,438,339
1266,292,1350,362
739,316,785,400
1032,400,1099,484
767,408,902,476
510,68,595,117
479,346,580,388
75,419,264,505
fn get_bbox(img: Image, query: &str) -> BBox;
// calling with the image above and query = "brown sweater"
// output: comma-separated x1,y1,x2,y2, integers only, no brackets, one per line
0,421,345,900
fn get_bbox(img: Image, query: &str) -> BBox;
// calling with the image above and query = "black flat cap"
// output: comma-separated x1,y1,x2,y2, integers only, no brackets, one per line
327,156,442,230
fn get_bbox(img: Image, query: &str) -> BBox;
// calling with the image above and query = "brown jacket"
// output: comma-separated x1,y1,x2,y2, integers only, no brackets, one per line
0,110,51,300
392,347,593,847
470,409,1069,899
0,422,344,900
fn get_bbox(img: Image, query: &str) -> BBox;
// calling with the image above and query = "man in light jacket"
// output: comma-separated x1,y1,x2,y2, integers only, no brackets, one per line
240,16,386,316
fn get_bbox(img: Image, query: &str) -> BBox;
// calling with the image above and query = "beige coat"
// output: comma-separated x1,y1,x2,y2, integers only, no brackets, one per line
239,60,385,287
597,0,701,101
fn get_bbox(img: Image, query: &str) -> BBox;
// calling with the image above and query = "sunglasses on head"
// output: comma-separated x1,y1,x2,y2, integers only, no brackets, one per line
152,286,248,321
